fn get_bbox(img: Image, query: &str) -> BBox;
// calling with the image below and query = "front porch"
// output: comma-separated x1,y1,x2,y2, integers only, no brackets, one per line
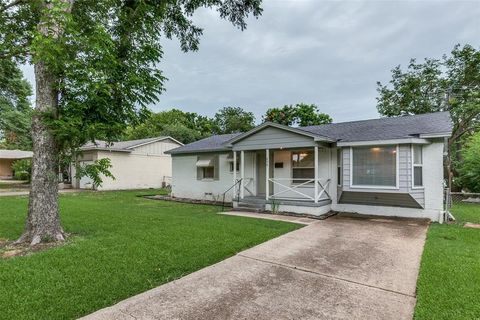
230,146,336,215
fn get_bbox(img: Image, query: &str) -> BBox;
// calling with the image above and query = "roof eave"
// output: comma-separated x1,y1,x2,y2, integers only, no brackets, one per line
336,138,431,147
419,132,452,139
125,136,184,150
167,148,231,155
80,147,132,153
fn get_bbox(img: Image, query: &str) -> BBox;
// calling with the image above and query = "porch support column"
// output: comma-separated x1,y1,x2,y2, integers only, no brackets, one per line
314,146,319,203
240,150,245,199
233,151,237,198
265,149,269,201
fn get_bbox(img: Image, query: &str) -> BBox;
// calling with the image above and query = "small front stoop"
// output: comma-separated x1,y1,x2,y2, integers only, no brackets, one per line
235,200,266,213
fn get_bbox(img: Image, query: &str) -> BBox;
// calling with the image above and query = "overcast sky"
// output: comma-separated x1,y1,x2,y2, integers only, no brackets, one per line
21,0,479,123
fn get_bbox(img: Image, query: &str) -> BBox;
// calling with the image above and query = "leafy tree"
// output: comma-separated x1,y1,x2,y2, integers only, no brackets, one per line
0,60,32,150
0,0,262,245
295,103,332,126
457,132,480,192
213,106,255,134
263,103,332,126
376,44,480,186
263,105,296,126
125,109,215,144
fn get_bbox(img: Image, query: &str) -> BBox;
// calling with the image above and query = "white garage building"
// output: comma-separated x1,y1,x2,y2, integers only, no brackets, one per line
72,136,182,190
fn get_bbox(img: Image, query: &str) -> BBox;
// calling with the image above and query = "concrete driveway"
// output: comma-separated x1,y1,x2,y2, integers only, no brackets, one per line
82,214,428,320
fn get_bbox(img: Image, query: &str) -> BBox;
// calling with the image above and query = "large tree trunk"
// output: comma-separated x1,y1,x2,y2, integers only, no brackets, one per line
16,61,66,245
16,0,74,245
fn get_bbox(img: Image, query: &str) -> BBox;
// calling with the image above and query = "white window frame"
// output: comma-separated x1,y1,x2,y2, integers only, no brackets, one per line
337,148,342,187
291,150,315,185
349,145,399,190
411,144,424,189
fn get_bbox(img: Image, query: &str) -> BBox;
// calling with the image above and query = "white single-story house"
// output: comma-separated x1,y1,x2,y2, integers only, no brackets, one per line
166,112,452,222
0,149,33,179
71,136,183,190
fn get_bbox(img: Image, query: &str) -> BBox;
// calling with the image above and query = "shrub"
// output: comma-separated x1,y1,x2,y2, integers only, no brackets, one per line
12,159,32,181
458,132,480,192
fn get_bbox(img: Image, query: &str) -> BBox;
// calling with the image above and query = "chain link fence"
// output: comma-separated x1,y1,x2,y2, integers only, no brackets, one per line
450,192,480,205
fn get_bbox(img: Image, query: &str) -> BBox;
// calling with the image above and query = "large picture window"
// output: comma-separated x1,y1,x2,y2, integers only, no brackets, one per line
352,146,397,187
292,151,314,184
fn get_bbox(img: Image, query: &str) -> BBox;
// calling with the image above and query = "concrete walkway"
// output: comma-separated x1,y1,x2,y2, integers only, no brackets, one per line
82,214,428,320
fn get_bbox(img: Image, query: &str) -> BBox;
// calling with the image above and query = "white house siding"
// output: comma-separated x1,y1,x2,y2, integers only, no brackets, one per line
232,127,316,150
171,152,256,202
72,139,179,190
95,151,172,190
423,141,445,213
133,139,179,155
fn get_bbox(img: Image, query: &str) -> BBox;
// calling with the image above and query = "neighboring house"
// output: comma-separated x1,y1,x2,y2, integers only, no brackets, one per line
71,137,183,190
167,112,452,222
0,150,33,179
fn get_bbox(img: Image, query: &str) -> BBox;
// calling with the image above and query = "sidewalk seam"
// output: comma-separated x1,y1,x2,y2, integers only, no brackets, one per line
237,253,416,299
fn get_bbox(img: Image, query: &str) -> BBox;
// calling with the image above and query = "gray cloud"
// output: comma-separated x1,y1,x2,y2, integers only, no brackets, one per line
21,0,480,123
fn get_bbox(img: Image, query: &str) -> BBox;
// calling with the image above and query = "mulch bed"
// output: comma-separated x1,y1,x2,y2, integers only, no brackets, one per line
144,195,232,207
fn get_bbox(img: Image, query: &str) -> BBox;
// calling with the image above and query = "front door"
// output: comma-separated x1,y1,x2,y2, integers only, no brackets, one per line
256,152,266,196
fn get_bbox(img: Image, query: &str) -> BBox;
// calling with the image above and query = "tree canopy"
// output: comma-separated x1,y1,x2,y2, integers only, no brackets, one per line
263,103,332,126
376,44,480,186
457,132,480,192
0,60,32,150
125,108,214,144
213,106,255,134
376,44,480,149
0,0,263,245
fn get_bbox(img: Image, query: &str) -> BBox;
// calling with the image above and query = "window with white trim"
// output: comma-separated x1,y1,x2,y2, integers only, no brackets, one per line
412,145,423,187
352,145,397,187
337,148,342,186
292,151,314,184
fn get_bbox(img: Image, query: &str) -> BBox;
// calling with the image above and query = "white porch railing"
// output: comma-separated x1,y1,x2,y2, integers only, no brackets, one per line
268,178,331,202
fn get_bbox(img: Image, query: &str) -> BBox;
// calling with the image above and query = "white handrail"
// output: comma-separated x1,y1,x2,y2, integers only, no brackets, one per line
268,177,332,202
270,178,315,200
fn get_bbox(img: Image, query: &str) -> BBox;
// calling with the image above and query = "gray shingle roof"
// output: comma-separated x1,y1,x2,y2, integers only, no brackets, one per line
168,112,452,154
300,111,452,142
82,137,171,152
167,133,240,154
0,150,33,159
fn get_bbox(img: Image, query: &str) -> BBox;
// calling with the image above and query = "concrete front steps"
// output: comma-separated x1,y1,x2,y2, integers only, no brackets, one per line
234,196,333,218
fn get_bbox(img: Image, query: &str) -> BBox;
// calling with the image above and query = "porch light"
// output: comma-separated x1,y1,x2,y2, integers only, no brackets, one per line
371,147,381,152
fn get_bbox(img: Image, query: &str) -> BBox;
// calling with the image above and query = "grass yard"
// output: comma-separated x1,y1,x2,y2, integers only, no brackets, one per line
0,190,301,320
414,203,480,320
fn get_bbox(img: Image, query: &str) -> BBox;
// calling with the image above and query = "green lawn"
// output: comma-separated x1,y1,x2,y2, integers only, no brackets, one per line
0,190,301,320
414,203,480,319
